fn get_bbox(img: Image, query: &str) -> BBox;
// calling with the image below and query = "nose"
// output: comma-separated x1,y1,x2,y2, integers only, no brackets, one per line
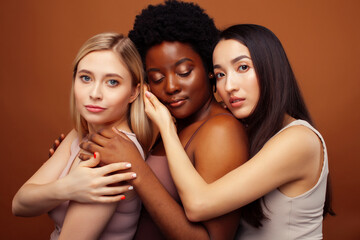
224,72,239,93
165,74,181,95
89,82,102,100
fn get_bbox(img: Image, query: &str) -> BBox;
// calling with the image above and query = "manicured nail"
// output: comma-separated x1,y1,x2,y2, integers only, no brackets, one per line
126,163,132,168
145,91,151,98
94,152,96,159
128,186,133,190
132,173,137,178
121,196,126,200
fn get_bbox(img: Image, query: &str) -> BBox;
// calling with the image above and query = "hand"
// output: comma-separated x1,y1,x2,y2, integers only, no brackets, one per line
61,152,137,203
144,89,176,134
79,128,144,166
49,133,65,157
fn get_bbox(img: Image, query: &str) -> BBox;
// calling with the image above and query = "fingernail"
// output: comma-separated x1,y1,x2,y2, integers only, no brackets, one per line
132,173,137,178
126,163,131,168
128,186,133,190
145,91,151,97
94,152,96,159
121,196,126,200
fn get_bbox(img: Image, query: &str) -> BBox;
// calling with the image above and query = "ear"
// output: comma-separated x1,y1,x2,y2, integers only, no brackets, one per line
129,83,140,103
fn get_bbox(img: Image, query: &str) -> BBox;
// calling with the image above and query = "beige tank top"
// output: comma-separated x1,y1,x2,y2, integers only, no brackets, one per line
236,120,329,240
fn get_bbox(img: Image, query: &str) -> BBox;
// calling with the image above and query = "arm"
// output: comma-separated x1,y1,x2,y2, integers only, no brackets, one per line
12,129,134,217
81,130,210,239
144,90,322,221
184,113,248,238
59,152,126,240
81,116,248,239
12,130,77,216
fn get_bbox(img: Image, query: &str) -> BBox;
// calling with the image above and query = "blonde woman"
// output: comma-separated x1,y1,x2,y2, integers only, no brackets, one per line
12,33,153,239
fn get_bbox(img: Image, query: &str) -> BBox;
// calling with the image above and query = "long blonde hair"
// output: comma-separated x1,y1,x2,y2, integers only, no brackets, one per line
70,32,153,152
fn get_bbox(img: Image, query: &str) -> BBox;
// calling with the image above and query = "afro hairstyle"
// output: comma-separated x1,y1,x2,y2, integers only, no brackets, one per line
128,0,219,79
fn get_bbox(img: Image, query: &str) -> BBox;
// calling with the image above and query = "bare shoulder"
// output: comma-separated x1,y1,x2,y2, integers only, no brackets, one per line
59,129,78,148
192,113,249,181
201,113,247,139
266,124,322,167
50,129,78,158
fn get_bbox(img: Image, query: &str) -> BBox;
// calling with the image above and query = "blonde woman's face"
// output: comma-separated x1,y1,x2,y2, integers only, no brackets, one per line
74,50,139,130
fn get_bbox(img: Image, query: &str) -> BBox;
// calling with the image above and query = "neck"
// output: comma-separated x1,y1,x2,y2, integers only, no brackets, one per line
88,118,132,135
282,114,295,127
176,95,217,131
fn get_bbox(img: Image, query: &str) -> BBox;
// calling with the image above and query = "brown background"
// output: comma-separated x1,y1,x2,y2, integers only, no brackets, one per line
1,0,359,239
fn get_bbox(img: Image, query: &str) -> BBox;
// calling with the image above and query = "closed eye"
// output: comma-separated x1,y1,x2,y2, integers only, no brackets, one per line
177,70,192,78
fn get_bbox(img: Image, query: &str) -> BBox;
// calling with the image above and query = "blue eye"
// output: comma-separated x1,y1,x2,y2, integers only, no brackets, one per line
107,79,119,87
80,75,91,82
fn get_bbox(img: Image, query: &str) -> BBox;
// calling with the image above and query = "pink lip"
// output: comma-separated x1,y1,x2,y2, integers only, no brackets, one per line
229,96,245,108
85,105,106,113
167,98,186,108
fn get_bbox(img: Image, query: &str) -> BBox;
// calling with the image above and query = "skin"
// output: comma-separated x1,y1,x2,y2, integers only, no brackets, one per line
13,50,141,239
142,39,324,222
81,41,249,239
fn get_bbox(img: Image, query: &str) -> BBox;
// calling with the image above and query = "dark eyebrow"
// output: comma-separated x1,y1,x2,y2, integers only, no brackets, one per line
146,58,193,73
146,68,161,74
214,55,251,70
231,55,251,64
175,58,193,67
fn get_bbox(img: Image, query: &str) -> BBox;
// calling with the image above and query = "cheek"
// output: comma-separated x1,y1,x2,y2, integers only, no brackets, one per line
74,84,85,105
107,89,132,107
148,83,164,99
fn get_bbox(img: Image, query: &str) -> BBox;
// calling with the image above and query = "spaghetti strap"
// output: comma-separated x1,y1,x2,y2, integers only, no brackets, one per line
184,112,234,150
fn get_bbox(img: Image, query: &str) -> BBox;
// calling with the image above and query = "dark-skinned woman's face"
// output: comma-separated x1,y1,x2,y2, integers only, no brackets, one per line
145,41,211,119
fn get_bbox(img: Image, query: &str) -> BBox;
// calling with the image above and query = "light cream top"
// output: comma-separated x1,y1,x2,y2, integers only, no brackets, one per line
237,120,329,240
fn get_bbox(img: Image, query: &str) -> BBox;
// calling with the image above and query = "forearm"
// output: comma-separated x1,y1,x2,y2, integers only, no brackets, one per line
12,180,68,217
59,201,117,240
131,159,210,239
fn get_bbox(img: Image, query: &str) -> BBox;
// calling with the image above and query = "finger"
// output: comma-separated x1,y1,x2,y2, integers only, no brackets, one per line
96,185,134,197
55,139,60,147
95,195,126,203
78,153,92,161
97,162,134,176
111,127,132,141
79,141,103,153
98,127,118,138
101,172,137,187
88,132,111,147
144,90,156,109
49,148,54,157
145,90,162,109
60,133,65,140
79,153,101,167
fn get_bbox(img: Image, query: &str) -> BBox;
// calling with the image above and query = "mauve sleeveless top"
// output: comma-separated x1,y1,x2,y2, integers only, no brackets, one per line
48,130,144,240
236,120,329,240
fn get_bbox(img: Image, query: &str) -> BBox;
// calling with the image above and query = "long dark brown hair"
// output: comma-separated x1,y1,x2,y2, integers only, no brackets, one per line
218,24,335,228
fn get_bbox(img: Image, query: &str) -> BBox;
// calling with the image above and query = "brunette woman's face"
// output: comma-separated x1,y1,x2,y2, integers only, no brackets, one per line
145,41,211,119
213,39,260,119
